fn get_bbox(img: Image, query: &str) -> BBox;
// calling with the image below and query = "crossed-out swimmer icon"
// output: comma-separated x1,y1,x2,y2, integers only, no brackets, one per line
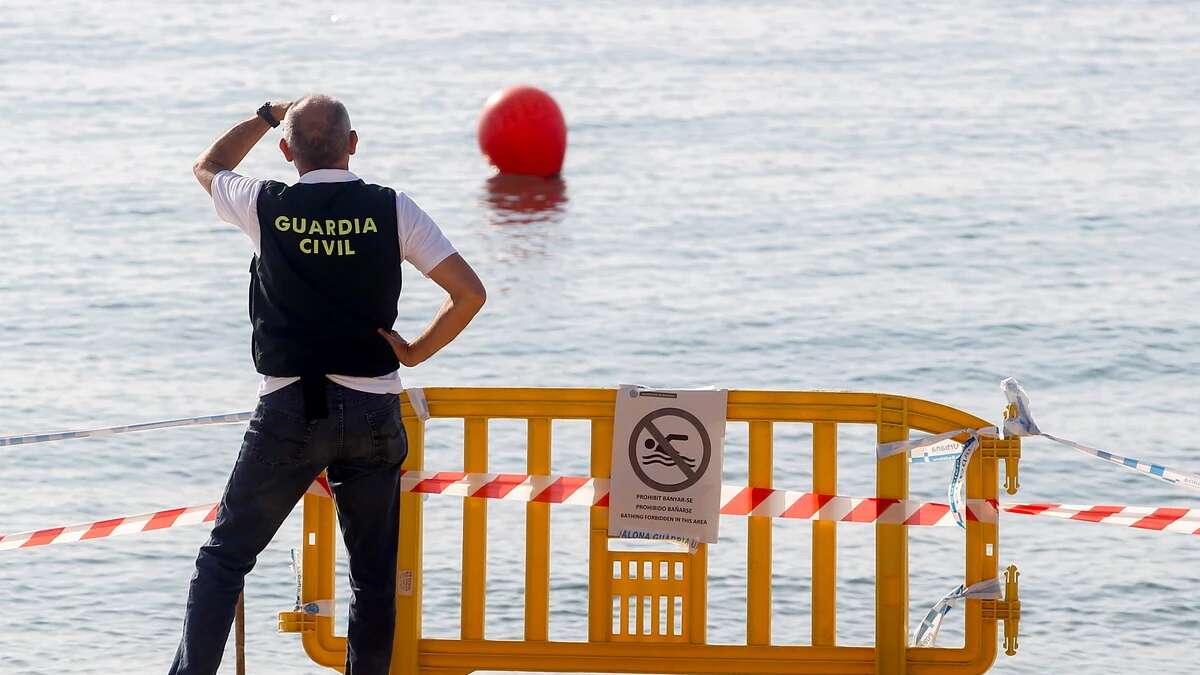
628,408,712,492
641,435,696,469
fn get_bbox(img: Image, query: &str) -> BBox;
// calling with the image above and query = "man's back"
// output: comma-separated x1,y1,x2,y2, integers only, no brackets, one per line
252,178,401,378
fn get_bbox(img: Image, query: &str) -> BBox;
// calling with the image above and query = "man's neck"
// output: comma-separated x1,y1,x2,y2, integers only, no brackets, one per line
296,162,350,177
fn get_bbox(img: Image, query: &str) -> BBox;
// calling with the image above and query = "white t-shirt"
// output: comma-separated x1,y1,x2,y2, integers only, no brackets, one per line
211,168,456,397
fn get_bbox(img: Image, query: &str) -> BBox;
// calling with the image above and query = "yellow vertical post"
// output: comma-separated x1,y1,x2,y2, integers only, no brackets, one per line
299,473,340,663
588,417,614,642
689,544,708,644
462,416,489,640
811,422,837,647
391,410,425,675
965,430,1003,663
746,420,773,646
876,398,909,675
525,417,552,641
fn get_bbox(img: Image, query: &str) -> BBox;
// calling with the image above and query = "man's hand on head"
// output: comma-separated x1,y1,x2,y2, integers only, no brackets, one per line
192,98,294,195
270,101,293,124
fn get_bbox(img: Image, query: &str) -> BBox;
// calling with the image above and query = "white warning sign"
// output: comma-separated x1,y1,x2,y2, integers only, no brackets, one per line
608,386,728,544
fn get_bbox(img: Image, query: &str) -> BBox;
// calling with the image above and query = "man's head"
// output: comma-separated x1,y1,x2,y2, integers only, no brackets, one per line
279,95,358,173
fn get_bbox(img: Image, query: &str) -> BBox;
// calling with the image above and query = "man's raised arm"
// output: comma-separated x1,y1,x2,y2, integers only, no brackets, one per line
377,253,487,367
192,101,291,195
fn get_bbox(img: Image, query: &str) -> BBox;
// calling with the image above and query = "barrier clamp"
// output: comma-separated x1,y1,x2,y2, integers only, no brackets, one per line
983,409,1022,495
980,565,1021,656
279,598,333,633
278,609,320,634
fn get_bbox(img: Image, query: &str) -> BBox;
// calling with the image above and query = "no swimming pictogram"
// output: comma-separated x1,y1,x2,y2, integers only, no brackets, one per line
628,408,712,492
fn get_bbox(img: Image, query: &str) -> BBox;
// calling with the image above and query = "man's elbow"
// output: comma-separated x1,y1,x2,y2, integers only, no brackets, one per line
193,158,218,194
459,283,487,313
193,156,216,179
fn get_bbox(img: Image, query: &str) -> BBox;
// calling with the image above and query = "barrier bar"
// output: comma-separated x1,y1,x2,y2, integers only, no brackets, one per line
811,421,837,647
746,420,773,645
525,418,552,641
587,418,614,642
876,398,910,674
462,417,489,640
392,406,426,675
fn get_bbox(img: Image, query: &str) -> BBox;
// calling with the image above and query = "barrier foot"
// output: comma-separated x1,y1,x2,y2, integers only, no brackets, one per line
982,565,1021,656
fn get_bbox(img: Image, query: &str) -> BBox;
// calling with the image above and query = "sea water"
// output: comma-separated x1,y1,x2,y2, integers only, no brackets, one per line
1,1,1197,673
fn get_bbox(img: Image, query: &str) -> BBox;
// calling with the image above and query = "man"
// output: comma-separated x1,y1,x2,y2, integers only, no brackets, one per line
171,95,485,674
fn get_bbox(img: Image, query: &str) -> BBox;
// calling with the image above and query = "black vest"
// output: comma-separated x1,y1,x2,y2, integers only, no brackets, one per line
250,178,401,379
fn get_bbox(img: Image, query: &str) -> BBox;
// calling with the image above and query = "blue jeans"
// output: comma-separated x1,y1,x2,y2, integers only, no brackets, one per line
170,381,407,675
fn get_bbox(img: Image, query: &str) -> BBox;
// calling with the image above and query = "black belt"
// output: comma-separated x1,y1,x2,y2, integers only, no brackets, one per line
301,373,329,421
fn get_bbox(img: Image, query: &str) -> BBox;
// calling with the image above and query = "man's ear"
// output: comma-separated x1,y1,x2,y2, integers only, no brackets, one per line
279,138,294,163
348,130,358,156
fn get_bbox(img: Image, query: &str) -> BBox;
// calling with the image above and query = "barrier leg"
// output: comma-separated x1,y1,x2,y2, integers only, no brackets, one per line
525,418,552,641
747,421,772,645
812,422,837,647
392,416,425,674
876,398,909,675
462,417,489,640
588,418,613,643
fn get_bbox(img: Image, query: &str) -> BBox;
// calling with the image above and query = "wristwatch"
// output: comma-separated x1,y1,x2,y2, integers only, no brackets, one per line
257,101,280,128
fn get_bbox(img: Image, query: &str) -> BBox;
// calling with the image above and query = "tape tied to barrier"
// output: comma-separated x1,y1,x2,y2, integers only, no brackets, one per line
878,426,998,461
882,426,988,531
913,577,1002,648
1001,378,1200,492
300,599,334,617
947,433,982,530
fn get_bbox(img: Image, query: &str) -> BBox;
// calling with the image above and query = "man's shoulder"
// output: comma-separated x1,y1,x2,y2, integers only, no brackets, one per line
258,178,289,196
361,181,398,197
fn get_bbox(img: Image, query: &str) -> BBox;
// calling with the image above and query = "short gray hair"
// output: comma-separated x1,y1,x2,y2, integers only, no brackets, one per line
283,95,352,168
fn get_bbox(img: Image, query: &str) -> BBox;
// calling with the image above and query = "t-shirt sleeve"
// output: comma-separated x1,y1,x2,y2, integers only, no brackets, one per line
211,170,265,252
396,192,457,276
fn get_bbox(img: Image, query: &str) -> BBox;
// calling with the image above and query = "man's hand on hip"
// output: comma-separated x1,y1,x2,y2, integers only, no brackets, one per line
378,329,425,367
377,254,487,369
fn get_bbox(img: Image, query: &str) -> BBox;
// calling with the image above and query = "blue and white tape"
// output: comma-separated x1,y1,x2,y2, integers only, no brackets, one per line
0,411,254,447
0,388,429,449
909,438,967,464
913,576,1002,648
877,427,997,462
1002,378,1200,492
405,387,430,421
947,434,982,529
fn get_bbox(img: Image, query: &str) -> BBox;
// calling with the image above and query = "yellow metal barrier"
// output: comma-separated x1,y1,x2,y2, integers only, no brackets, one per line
280,388,1021,674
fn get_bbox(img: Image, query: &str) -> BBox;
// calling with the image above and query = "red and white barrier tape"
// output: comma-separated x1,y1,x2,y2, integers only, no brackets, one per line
0,503,220,551
4,472,1194,551
398,470,997,526
0,479,332,551
1003,502,1200,534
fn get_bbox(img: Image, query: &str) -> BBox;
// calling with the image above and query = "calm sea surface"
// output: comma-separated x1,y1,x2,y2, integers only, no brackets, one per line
2,1,1198,673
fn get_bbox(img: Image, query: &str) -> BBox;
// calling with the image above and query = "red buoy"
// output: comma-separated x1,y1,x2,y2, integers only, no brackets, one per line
478,85,567,177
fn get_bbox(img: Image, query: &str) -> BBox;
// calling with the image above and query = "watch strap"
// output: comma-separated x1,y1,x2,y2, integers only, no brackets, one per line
257,101,280,128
